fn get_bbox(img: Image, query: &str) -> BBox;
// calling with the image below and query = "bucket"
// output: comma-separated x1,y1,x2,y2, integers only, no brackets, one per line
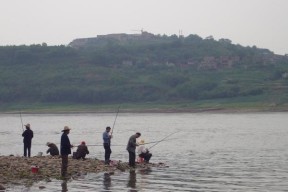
137,157,144,163
37,152,43,157
31,165,39,173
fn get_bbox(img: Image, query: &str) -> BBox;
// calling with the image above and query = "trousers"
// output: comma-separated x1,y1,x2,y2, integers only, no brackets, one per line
104,143,112,164
61,155,68,177
128,151,136,167
24,142,31,157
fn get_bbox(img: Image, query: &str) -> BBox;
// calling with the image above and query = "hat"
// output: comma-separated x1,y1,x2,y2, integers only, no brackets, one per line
81,141,86,145
46,142,51,146
140,139,145,144
25,123,30,128
62,126,71,132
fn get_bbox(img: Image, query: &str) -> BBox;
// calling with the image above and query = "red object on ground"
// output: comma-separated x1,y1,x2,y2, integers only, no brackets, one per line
137,157,144,163
31,165,39,173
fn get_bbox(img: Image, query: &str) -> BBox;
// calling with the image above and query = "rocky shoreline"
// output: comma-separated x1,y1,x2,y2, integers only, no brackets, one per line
0,155,166,190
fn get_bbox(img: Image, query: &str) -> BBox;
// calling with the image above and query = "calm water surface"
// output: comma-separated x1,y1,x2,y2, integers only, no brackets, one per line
0,112,288,191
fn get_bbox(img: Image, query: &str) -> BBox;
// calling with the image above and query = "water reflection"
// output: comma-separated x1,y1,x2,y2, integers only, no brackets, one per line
103,172,112,190
138,167,152,175
61,181,68,192
127,170,137,192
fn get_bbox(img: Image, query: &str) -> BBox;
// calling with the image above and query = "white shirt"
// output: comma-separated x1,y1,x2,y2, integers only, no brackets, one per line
138,145,147,154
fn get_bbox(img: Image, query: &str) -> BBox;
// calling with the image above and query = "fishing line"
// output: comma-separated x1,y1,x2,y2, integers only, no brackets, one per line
139,138,180,145
148,131,179,150
19,111,24,132
81,137,180,147
111,105,120,136
34,135,180,146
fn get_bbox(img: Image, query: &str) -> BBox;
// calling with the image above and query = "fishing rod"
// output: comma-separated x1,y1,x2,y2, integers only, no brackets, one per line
139,138,179,145
86,144,126,147
40,137,180,147
84,138,179,147
84,138,177,147
111,106,120,136
148,131,178,150
19,111,24,132
87,138,178,147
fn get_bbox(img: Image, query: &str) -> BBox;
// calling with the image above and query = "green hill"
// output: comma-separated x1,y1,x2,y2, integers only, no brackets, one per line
1,32,288,112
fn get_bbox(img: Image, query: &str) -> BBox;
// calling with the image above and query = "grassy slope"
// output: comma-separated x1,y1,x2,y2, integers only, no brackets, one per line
1,43,288,113
2,95,288,114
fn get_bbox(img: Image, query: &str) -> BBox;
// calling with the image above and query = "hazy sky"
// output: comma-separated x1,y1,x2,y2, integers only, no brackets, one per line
1,0,287,55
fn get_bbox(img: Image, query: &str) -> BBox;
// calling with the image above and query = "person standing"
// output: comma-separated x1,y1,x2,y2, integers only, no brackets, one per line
46,142,60,156
22,123,33,157
126,132,141,167
75,141,89,160
103,126,112,165
60,126,73,178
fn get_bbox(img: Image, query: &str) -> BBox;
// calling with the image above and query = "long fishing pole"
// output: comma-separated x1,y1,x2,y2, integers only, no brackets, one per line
139,138,178,145
111,106,120,136
148,131,178,150
19,111,24,132
85,138,179,147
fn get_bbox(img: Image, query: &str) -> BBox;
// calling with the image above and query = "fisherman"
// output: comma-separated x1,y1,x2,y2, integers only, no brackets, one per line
126,132,141,168
22,123,33,157
103,126,112,165
46,142,59,156
75,141,89,160
138,139,152,163
60,126,73,178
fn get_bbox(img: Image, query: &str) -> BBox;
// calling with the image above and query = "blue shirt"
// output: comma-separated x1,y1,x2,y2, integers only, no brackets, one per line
103,131,111,144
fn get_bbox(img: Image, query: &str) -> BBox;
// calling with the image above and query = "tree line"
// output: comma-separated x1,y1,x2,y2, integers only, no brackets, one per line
0,33,288,106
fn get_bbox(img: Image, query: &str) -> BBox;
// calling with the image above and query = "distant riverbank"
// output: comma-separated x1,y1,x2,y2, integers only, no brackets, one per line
1,106,288,114
1,101,288,114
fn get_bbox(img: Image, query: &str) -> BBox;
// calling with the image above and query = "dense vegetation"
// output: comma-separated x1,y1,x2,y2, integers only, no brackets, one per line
1,33,288,111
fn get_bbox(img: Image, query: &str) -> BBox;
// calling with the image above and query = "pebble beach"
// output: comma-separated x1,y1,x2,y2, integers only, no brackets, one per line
0,155,166,190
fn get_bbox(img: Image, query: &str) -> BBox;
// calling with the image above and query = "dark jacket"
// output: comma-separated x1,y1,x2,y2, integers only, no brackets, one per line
22,129,33,144
60,133,71,155
126,134,138,153
75,144,89,159
47,143,60,156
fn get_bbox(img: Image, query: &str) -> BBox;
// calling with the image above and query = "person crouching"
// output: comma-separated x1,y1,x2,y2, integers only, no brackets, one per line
46,142,59,156
138,139,152,163
75,141,89,160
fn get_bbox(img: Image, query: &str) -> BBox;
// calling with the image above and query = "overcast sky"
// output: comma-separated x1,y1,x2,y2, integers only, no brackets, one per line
1,0,287,55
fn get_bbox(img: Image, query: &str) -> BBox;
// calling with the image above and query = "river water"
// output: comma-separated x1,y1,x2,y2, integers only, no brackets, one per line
0,112,288,191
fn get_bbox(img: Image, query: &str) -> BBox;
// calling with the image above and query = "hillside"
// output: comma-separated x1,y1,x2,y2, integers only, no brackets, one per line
1,31,288,112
